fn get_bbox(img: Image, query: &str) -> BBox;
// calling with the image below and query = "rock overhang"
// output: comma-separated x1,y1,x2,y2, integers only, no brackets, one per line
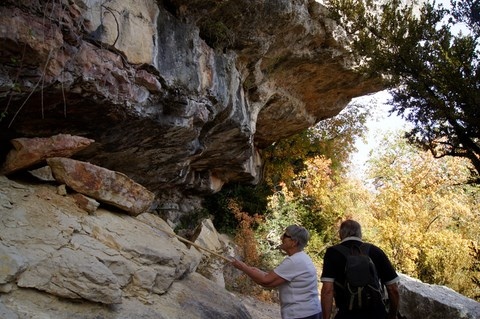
0,0,382,198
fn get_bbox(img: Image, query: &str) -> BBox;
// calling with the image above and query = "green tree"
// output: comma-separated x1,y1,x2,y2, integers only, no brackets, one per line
326,0,480,181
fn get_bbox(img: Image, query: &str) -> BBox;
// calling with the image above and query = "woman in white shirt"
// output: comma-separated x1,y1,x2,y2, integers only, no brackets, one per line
231,225,322,319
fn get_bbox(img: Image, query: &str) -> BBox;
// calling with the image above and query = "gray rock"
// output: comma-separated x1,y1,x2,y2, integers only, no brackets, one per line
0,243,28,285
17,247,123,304
0,300,18,319
28,166,56,182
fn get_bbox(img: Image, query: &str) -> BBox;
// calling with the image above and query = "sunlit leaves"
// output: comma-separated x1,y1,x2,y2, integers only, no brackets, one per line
263,98,373,191
365,132,480,299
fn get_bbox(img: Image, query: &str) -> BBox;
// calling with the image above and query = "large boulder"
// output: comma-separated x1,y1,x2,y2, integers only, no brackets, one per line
47,157,155,216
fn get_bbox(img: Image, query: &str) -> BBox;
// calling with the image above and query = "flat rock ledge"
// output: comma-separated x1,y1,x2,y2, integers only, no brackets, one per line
1,134,94,175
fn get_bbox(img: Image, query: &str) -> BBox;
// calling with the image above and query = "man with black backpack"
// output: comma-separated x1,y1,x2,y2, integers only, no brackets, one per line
320,220,400,319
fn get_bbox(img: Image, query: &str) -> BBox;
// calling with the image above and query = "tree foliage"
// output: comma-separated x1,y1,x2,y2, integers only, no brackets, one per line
263,99,372,191
326,0,480,181
203,183,271,234
257,129,480,300
365,132,480,299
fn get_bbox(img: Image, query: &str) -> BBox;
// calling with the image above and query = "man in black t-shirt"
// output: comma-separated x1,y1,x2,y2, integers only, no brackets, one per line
320,220,400,319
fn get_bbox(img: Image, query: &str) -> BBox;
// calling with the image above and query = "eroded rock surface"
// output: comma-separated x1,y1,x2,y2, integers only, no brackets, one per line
0,0,381,209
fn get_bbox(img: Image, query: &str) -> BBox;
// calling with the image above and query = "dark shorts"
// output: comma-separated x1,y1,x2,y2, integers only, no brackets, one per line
296,312,322,319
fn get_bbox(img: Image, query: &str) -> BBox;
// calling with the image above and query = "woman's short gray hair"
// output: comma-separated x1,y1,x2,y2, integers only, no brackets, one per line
285,225,310,250
339,220,362,240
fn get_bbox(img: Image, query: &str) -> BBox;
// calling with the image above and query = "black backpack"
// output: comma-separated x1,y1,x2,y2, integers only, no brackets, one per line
333,243,384,311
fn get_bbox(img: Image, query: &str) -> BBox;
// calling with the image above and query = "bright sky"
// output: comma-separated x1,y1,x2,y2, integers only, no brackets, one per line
347,91,410,179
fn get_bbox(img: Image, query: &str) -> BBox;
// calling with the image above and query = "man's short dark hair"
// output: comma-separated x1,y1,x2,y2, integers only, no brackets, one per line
339,220,362,240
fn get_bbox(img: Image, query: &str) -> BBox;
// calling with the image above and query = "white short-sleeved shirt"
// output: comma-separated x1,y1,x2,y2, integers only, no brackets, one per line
274,251,322,319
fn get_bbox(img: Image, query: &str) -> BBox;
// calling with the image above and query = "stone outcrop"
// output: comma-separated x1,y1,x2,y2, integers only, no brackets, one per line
398,274,480,319
0,175,253,318
1,134,94,175
47,157,156,215
0,0,381,210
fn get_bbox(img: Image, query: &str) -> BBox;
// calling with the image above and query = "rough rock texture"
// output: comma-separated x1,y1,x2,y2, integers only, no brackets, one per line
0,175,254,318
17,247,123,304
398,274,480,319
72,192,100,213
0,0,381,211
47,157,156,215
1,134,94,175
193,219,231,287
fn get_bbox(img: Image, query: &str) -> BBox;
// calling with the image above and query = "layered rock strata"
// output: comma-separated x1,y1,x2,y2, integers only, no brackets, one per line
0,0,381,211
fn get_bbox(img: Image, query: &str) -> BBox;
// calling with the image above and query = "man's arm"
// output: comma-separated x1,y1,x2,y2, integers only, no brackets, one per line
386,282,400,319
321,281,334,319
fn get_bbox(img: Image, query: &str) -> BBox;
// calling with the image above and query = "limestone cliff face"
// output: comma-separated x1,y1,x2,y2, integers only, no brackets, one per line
0,0,380,209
